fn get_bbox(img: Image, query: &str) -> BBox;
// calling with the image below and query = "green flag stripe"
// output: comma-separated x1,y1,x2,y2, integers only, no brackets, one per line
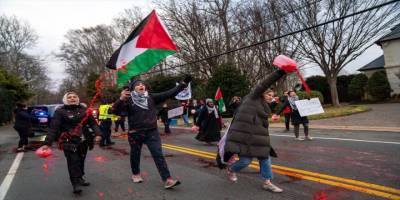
117,49,176,87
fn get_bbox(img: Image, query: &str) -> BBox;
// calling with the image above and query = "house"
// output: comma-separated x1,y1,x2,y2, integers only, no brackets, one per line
358,55,385,77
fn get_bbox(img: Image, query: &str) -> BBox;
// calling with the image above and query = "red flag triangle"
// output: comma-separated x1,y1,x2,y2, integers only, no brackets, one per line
136,10,178,51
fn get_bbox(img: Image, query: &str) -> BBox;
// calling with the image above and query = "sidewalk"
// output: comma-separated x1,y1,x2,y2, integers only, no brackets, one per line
161,103,400,133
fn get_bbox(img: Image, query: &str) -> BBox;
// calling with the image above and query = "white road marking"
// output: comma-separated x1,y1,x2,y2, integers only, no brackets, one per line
0,152,24,200
270,134,400,145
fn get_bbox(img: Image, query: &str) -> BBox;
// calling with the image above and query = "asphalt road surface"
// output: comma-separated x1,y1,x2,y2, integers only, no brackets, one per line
0,125,399,200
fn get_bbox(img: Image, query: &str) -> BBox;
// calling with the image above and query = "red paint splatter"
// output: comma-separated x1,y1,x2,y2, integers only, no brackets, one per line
98,192,105,198
42,161,49,173
313,191,327,200
127,187,134,193
141,171,149,178
94,155,106,162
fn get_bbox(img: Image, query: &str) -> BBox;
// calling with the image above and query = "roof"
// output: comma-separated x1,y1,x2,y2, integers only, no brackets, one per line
376,23,400,45
358,55,385,71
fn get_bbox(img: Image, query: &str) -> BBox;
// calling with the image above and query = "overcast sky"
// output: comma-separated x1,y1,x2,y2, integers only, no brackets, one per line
0,0,384,90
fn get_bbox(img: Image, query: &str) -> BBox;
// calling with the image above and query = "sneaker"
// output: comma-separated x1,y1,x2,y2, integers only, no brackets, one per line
263,183,283,193
16,148,24,152
305,136,313,141
79,178,90,186
294,137,304,141
131,174,143,183
227,169,238,182
164,178,181,189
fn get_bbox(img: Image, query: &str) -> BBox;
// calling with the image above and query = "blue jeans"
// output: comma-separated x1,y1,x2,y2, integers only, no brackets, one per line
230,156,273,180
128,129,171,181
182,114,189,125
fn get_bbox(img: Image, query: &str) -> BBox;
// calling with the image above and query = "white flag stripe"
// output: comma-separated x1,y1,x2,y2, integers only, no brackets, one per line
116,37,147,68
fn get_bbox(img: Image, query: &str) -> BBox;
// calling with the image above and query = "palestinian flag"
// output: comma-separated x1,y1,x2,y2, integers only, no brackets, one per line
106,10,178,87
215,87,226,113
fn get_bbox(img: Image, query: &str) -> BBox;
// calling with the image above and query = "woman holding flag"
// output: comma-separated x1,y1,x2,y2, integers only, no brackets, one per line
223,55,301,193
112,76,191,189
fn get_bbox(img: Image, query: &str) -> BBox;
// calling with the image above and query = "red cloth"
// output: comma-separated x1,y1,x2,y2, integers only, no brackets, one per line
283,106,291,114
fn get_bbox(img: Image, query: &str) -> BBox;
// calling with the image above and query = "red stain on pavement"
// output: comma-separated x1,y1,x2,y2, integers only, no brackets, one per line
127,187,134,193
94,155,106,162
313,191,328,200
98,191,105,198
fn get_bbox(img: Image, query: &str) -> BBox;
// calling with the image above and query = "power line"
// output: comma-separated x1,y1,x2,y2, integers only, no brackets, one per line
228,0,324,37
144,0,400,75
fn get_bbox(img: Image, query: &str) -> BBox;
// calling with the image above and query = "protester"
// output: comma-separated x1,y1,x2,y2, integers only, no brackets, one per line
114,114,126,133
193,99,205,124
181,100,190,126
158,103,171,135
194,99,222,145
274,91,312,141
280,91,292,131
111,76,191,189
228,96,241,115
13,103,38,152
223,60,298,193
39,92,102,194
98,102,116,146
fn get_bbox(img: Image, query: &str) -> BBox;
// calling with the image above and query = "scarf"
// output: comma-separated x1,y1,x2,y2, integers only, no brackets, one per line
131,91,149,110
62,92,80,105
288,96,299,110
207,105,219,119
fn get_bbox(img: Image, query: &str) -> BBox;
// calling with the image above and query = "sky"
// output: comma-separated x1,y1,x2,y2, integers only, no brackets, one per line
0,0,384,90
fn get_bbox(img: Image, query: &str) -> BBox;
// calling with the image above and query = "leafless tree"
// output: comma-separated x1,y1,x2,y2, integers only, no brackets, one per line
57,25,116,88
287,0,400,106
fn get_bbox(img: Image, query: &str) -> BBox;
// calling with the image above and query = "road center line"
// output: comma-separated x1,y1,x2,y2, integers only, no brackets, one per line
162,144,400,199
0,152,24,200
269,134,400,145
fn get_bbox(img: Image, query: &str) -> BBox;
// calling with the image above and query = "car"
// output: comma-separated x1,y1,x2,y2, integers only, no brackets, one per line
28,104,63,134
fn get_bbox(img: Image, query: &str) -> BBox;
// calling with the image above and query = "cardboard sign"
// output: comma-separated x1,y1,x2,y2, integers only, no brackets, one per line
168,106,184,119
295,98,324,117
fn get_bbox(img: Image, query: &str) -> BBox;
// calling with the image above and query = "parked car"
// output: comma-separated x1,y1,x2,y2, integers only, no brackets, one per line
28,104,63,134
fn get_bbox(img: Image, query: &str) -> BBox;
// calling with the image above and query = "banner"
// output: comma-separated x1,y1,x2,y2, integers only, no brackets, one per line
175,83,191,100
294,98,325,117
168,106,184,119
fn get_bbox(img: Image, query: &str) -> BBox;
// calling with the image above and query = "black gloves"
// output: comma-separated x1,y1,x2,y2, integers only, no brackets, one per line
183,74,192,84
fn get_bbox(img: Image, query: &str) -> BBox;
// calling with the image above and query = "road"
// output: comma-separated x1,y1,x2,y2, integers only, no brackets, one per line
0,125,399,200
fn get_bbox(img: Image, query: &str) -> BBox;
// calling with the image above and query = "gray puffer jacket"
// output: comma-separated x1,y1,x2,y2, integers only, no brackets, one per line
224,70,285,158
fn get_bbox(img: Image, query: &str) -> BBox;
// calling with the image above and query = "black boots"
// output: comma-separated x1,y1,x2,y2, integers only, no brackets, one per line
72,184,82,194
79,178,90,186
71,177,90,194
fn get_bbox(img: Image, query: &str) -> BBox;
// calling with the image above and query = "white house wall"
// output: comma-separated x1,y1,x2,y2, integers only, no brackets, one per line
381,39,400,95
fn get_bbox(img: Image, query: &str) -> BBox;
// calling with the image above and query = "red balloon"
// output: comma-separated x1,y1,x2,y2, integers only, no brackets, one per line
273,55,297,73
35,148,53,158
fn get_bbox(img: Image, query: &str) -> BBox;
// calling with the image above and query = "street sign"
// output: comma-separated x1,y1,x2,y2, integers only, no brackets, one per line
295,98,325,117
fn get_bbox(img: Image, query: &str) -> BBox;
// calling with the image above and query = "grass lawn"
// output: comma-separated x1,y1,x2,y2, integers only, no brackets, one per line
168,105,370,126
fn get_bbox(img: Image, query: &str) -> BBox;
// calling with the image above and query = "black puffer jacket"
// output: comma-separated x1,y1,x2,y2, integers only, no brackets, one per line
112,84,186,132
43,104,101,145
13,108,37,130
224,70,286,158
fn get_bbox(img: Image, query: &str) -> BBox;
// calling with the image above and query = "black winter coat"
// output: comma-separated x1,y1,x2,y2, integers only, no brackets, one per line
195,106,222,142
13,108,37,131
43,104,101,146
112,84,186,132
224,70,286,158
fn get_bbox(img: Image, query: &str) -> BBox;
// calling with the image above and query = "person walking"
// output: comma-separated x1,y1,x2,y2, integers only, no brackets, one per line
13,103,38,152
39,92,102,194
274,91,312,141
158,103,171,135
224,59,298,192
194,99,222,145
112,76,191,189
